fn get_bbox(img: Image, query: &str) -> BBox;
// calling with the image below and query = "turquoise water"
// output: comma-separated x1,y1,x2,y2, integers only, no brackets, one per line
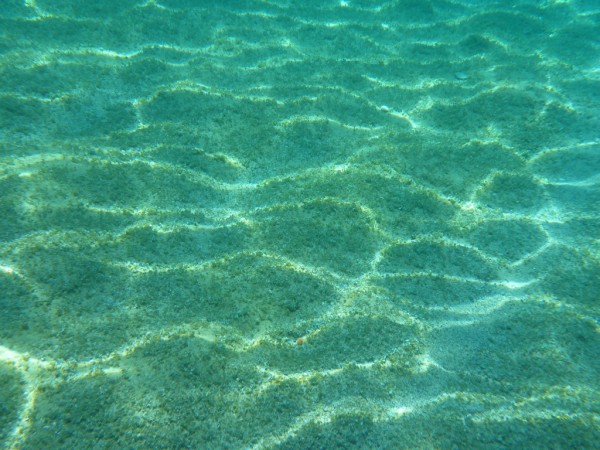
1,0,599,448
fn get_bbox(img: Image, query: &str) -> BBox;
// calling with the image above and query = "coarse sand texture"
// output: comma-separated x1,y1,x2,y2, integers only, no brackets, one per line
0,0,599,448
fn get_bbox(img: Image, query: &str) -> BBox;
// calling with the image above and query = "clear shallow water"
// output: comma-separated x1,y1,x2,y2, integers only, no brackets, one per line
0,0,599,448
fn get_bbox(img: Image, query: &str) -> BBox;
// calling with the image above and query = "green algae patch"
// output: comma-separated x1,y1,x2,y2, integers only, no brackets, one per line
253,200,381,277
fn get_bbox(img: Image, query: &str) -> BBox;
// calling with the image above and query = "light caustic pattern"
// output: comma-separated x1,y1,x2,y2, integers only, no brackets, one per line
0,0,599,448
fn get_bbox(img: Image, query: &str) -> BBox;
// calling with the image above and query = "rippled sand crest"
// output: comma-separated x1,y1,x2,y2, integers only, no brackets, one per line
1,0,599,448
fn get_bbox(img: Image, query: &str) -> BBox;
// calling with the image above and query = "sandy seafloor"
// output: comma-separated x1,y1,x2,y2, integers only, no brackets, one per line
0,0,599,448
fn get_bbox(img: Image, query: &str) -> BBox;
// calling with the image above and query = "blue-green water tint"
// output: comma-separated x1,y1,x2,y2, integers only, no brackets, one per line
1,0,599,448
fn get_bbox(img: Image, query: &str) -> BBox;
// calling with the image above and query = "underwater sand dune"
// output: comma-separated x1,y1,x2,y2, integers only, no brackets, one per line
0,0,599,448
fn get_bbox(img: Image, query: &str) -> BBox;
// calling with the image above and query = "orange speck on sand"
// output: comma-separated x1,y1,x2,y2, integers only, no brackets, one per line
296,337,304,345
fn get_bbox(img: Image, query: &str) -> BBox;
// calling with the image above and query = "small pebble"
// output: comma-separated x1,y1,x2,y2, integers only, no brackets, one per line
454,71,469,80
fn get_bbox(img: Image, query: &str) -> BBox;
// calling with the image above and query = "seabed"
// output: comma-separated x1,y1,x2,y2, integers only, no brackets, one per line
0,0,599,448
